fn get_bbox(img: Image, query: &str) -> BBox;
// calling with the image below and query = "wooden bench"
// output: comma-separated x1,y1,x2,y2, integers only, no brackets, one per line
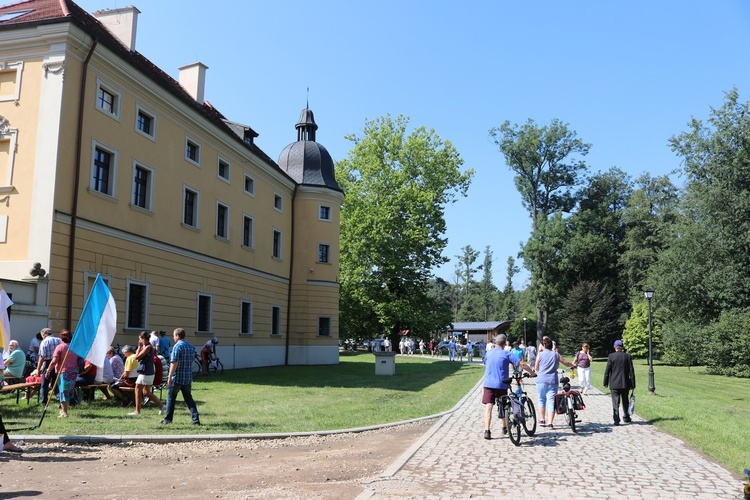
0,382,41,404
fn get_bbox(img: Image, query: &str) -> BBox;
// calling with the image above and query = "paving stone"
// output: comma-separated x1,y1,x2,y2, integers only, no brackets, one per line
359,378,744,499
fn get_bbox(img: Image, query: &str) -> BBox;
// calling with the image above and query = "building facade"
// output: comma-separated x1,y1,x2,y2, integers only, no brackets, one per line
0,0,343,366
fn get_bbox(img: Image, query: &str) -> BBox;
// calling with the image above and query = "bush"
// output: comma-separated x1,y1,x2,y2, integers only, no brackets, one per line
704,308,750,378
622,302,661,358
661,320,703,367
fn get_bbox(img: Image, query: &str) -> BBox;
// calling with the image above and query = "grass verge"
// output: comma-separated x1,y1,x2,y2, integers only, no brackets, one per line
589,358,750,476
1,353,483,436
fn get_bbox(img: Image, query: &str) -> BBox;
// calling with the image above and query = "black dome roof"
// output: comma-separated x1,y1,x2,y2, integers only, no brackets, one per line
278,108,340,191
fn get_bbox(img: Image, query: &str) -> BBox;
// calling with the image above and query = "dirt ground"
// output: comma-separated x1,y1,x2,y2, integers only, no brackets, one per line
0,420,432,499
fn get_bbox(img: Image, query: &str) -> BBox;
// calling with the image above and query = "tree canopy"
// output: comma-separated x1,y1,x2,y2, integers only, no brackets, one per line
338,115,473,339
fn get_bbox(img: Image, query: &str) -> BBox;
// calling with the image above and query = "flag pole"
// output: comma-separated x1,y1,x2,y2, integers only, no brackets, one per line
36,348,71,429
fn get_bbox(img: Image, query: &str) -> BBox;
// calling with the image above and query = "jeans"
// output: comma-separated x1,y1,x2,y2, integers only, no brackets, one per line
163,382,200,423
536,382,556,413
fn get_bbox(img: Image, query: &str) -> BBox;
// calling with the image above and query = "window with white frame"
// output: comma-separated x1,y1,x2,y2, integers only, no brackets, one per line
0,118,18,191
216,201,229,239
83,271,113,300
96,79,121,119
91,142,117,197
135,105,156,139
240,299,253,334
217,158,230,182
126,279,149,329
273,193,283,212
0,61,24,103
271,305,281,336
185,137,201,166
244,175,255,196
272,229,282,259
132,162,154,210
197,292,212,333
242,214,254,249
318,243,330,263
319,205,331,221
183,186,199,228
318,316,331,337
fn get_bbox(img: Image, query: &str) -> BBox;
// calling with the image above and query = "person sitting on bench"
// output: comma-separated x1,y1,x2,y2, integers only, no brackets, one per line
109,345,138,406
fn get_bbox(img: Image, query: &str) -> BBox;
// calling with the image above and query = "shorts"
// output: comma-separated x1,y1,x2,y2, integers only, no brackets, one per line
482,387,508,405
136,374,155,386
201,347,211,361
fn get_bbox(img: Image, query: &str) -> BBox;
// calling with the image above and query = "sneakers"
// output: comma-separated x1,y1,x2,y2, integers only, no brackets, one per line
191,420,201,425
160,419,171,425
127,411,140,416
623,416,632,423
483,430,491,440
158,408,165,415
501,427,508,435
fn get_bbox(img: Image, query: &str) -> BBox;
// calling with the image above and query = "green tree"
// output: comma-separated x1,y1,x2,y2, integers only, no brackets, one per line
479,246,499,321
622,301,661,358
655,89,750,324
499,255,519,322
704,308,750,378
490,119,590,340
621,173,679,299
558,280,620,356
519,212,570,343
661,319,702,368
338,115,473,339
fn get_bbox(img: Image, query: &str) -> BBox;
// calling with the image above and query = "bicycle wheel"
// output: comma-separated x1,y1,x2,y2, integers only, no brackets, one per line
505,402,521,446
192,358,202,375
209,359,224,376
522,396,537,436
566,396,577,433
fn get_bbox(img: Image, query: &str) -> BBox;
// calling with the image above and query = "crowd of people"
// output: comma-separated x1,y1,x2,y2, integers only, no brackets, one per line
480,333,637,438
0,327,204,453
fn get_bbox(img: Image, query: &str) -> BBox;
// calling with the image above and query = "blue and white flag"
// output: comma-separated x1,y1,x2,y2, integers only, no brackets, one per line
69,274,117,368
0,282,13,355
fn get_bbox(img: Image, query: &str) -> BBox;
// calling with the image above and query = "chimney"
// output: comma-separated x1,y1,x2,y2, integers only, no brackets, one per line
178,62,209,104
93,6,141,51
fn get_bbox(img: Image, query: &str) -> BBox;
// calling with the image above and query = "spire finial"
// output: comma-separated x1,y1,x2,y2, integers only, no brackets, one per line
306,86,309,109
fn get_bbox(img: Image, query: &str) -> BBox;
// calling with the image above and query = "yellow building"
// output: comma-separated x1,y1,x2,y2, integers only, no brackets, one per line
0,1,343,366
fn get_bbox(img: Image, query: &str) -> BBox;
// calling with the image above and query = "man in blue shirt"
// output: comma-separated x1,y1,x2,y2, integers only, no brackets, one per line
482,334,535,439
161,328,200,425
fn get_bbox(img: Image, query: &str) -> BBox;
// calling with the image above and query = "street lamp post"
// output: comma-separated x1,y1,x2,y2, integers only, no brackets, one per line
644,287,655,395
523,317,527,348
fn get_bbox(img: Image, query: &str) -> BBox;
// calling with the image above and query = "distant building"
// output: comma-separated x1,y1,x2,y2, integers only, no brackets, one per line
0,1,343,366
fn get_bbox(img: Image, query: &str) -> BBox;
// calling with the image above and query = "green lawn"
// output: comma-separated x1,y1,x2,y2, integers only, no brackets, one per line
1,353,483,436
589,357,750,476
4,352,747,477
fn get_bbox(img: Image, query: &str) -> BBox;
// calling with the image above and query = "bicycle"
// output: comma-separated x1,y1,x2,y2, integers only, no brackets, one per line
193,352,224,376
497,372,537,446
555,369,585,432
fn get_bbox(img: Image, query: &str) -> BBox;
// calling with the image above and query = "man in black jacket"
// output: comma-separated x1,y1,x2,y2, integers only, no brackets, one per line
603,340,636,425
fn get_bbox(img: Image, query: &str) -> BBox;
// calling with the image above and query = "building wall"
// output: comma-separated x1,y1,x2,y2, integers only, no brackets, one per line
0,15,341,365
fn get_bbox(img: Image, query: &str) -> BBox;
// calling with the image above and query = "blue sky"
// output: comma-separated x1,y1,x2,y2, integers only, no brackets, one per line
74,1,750,288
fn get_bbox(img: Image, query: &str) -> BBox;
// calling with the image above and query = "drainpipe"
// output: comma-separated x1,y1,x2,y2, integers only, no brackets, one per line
66,38,98,326
284,185,298,365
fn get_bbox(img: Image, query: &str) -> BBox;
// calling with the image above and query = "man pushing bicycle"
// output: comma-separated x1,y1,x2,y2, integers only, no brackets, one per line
482,334,536,439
